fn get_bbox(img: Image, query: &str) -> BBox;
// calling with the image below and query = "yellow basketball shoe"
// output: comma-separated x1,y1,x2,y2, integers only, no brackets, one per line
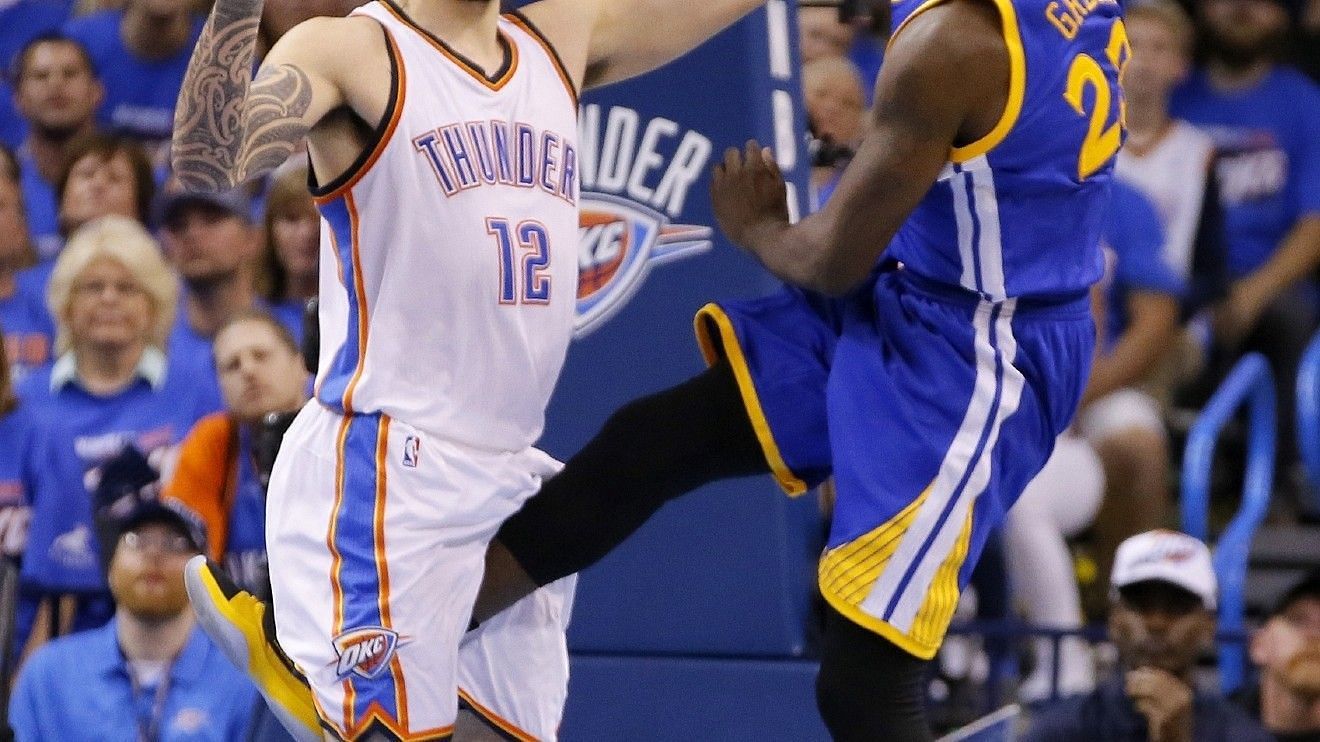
184,555,323,742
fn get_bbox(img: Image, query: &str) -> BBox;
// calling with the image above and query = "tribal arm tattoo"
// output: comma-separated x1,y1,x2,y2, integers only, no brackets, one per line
172,0,313,191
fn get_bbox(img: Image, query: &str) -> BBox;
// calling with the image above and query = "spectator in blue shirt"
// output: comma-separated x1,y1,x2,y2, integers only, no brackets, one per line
62,0,203,163
1172,0,1320,510
0,0,74,149
158,184,268,409
163,309,309,600
0,145,54,384
260,163,317,344
18,132,158,297
18,216,216,634
1024,530,1273,742
11,33,102,261
8,497,259,742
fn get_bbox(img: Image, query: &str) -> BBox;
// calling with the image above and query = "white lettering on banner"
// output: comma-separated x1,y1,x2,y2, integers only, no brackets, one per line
573,105,714,337
577,105,712,218
767,0,793,80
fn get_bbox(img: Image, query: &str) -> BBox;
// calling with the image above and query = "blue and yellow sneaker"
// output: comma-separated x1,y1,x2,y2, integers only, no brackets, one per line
184,555,323,742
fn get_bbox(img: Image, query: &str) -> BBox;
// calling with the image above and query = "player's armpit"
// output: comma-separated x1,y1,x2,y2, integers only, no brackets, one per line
518,0,766,91
734,0,1010,295
172,12,360,191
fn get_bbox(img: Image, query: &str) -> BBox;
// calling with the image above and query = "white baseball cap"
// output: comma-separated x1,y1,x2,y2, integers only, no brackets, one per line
1111,530,1217,610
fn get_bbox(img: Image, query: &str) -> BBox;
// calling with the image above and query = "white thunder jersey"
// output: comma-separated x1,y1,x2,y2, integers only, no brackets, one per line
312,1,579,451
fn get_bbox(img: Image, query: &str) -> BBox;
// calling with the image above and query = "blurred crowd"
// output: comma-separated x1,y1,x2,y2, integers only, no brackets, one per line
0,0,1313,739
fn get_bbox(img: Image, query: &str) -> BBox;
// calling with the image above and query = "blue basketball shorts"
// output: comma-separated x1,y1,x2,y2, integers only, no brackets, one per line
693,267,1095,659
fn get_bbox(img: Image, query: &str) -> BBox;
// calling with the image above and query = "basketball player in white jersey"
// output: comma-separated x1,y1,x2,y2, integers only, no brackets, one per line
170,1,766,739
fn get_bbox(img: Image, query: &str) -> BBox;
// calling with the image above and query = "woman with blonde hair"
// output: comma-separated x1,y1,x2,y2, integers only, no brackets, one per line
16,215,218,637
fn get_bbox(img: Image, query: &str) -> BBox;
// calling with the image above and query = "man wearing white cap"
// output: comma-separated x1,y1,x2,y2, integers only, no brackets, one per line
1024,530,1271,742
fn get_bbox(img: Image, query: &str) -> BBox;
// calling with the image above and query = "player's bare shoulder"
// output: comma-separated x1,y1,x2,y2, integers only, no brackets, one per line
514,0,599,91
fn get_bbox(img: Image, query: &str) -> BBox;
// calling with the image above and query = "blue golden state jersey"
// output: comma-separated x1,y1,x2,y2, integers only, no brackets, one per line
887,0,1126,300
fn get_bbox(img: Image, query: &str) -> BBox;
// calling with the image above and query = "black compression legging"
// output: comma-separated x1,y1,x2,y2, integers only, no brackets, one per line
495,361,765,585
494,360,933,739
817,603,933,741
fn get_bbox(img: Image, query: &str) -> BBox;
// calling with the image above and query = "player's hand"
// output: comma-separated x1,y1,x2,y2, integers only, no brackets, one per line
710,140,790,256
1125,667,1194,742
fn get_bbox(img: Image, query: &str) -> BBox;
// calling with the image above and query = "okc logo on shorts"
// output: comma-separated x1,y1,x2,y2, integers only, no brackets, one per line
332,626,401,680
402,435,421,468
575,192,711,337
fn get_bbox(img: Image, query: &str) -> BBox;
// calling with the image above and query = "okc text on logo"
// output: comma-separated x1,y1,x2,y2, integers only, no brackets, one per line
575,104,714,336
333,626,402,680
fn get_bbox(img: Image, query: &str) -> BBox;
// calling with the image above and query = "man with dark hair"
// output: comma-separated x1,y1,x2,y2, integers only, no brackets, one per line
12,34,103,260
1173,0,1320,514
156,186,264,412
8,499,261,741
1242,569,1320,740
0,0,73,149
1025,531,1272,742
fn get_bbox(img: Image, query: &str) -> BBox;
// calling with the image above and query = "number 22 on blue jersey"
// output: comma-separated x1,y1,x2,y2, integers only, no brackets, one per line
1065,19,1130,180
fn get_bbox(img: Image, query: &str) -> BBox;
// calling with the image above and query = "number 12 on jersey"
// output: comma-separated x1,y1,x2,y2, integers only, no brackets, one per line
486,217,551,305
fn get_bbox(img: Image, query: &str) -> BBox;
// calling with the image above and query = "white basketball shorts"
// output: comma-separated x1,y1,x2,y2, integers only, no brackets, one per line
266,402,574,740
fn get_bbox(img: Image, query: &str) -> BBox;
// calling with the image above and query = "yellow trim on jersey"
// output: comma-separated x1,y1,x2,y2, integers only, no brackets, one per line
818,486,976,660
693,304,808,497
886,0,1027,164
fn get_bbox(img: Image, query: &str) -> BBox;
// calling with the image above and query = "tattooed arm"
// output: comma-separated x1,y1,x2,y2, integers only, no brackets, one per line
171,2,363,191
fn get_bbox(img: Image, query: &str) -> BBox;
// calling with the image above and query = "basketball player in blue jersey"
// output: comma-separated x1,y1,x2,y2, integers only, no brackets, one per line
169,0,777,739
489,0,1123,737
184,0,1126,739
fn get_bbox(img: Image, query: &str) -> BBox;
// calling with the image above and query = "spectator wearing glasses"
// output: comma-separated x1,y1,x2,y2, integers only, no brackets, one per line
8,498,259,741
1024,530,1272,742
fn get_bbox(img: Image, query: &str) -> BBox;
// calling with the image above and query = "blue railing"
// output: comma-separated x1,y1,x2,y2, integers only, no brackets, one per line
1180,353,1275,693
1295,332,1320,516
